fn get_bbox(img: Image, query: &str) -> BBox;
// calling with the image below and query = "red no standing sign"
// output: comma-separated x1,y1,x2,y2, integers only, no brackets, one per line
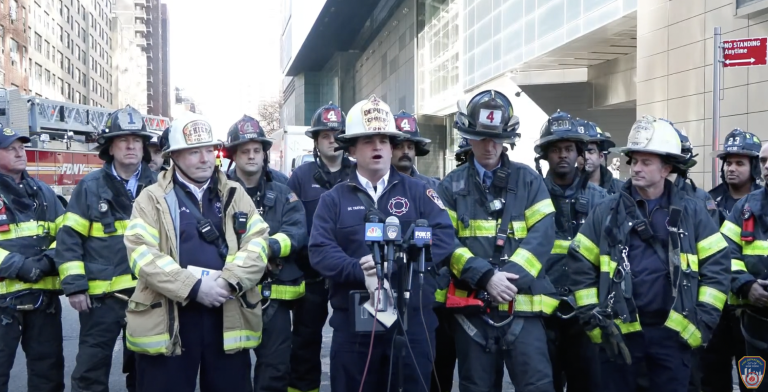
723,37,768,68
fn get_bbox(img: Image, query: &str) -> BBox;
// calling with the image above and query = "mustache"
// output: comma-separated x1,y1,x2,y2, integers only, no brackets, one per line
399,155,412,162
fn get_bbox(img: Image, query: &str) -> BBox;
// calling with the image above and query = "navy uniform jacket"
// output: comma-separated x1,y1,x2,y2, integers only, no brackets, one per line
308,166,455,332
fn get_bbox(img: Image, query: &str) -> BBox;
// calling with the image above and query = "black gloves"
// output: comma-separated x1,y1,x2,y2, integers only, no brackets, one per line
268,238,282,260
16,255,55,283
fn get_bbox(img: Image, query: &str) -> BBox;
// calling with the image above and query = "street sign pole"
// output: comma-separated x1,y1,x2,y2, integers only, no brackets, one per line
713,27,722,189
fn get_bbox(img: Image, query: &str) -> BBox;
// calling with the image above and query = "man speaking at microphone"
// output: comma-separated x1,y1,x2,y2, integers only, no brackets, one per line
309,95,455,392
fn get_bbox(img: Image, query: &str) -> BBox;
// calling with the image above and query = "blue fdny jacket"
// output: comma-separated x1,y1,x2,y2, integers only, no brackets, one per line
308,166,455,331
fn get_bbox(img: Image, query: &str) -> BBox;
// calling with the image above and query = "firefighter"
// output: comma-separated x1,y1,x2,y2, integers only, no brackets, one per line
147,133,165,173
698,129,761,392
661,120,720,223
55,105,157,392
455,137,471,166
123,112,269,392
308,95,455,391
287,102,353,392
577,118,623,194
435,90,557,392
391,110,439,188
0,128,65,392
723,141,768,392
567,115,730,392
534,111,607,392
223,115,307,392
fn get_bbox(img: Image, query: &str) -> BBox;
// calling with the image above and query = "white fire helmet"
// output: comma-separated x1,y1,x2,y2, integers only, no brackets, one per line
162,112,222,158
337,95,405,140
610,115,686,160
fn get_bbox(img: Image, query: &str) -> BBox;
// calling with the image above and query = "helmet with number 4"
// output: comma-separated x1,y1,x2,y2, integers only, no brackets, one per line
223,115,273,159
393,110,430,156
162,112,222,158
534,110,590,156
610,115,686,161
306,102,346,139
96,105,153,161
713,128,761,158
454,90,520,142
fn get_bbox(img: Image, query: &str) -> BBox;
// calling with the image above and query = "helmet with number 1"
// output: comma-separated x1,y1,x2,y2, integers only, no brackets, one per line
162,112,222,158
534,110,590,156
454,90,520,142
393,110,431,156
96,105,153,162
223,115,273,159
306,102,346,139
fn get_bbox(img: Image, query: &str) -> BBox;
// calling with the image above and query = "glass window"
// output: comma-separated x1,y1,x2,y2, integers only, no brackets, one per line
537,0,564,39
583,0,610,15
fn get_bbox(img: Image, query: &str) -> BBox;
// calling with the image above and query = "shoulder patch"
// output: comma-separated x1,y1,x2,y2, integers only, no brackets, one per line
426,188,445,209
706,199,717,210
288,192,298,203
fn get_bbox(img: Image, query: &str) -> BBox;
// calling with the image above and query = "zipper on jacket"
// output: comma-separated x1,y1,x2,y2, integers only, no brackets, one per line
167,297,176,347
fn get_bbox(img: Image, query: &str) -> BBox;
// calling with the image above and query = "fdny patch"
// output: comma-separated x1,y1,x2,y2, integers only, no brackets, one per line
739,356,765,389
426,189,445,210
288,192,298,203
706,199,717,210
388,196,409,216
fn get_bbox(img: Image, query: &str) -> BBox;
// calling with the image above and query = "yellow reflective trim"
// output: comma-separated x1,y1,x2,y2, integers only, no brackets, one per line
435,288,447,303
58,261,85,278
0,276,60,294
698,286,727,310
223,330,262,350
271,233,291,258
155,256,180,273
572,233,600,266
720,220,743,246
551,240,571,255
89,220,129,237
729,292,749,305
125,332,170,354
524,198,555,228
574,288,598,306
130,245,153,278
450,247,473,278
0,248,8,262
447,209,458,229
54,215,64,234
696,233,728,260
681,253,699,272
245,215,268,238
455,219,528,239
732,259,747,272
288,388,319,392
0,221,56,241
48,241,56,250
62,212,90,236
505,294,559,314
586,327,602,343
744,240,768,256
125,219,160,245
510,221,527,239
244,238,268,265
616,319,642,334
510,248,542,278
258,281,305,300
600,256,617,278
87,274,137,295
665,310,702,348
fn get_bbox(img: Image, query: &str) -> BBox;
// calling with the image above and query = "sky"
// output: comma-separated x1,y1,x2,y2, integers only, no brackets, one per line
162,0,282,140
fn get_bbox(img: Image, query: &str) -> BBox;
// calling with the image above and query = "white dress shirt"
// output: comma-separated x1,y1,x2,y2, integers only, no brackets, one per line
356,170,389,202
175,172,211,202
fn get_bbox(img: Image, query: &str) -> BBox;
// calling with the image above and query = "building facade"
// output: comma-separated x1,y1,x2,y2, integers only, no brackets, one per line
111,0,147,112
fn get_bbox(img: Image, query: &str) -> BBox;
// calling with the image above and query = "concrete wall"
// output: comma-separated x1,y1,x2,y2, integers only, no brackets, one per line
353,0,416,113
636,0,768,190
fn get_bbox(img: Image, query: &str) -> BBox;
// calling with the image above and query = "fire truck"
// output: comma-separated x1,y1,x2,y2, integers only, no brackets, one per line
0,87,170,195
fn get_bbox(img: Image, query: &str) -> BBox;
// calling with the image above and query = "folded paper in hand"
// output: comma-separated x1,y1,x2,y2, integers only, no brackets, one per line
363,280,397,328
187,265,219,279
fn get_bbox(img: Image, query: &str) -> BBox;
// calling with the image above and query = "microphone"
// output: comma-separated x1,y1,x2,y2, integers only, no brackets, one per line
384,216,401,279
413,219,431,284
364,213,384,281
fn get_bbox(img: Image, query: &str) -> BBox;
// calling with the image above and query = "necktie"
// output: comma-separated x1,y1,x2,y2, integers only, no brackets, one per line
483,171,493,188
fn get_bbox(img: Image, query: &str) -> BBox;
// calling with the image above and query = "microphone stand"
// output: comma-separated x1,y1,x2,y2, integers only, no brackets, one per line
393,223,415,392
